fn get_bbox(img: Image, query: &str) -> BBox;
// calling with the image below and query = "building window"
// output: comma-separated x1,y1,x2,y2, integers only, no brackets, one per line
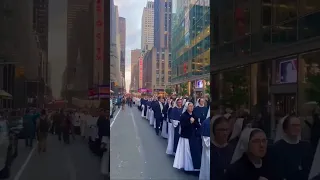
161,53,165,60
164,34,167,47
274,0,297,23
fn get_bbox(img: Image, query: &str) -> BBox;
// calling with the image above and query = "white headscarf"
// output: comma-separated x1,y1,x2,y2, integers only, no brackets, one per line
274,115,301,144
182,99,187,106
195,98,200,107
229,118,244,141
182,102,191,113
210,115,222,142
206,107,210,119
231,128,262,164
309,139,320,180
224,113,231,119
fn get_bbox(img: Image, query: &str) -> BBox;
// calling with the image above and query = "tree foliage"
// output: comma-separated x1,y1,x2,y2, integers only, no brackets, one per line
205,83,210,95
180,82,188,96
165,88,173,96
222,69,249,107
305,74,320,103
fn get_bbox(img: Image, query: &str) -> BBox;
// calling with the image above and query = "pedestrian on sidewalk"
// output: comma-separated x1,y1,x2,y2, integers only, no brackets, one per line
23,108,37,147
121,96,126,111
36,109,50,153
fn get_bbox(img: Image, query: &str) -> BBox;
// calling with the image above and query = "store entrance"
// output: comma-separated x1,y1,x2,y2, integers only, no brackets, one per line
274,93,297,116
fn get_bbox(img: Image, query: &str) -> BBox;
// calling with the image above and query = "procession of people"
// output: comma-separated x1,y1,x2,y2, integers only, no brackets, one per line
133,92,320,180
136,93,210,179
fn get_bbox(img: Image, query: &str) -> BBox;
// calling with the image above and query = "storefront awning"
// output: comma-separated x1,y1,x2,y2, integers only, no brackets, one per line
0,90,12,99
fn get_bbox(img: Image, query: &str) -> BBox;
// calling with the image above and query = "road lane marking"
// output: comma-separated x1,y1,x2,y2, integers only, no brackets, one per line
14,147,35,180
129,109,146,178
110,109,121,128
66,151,77,180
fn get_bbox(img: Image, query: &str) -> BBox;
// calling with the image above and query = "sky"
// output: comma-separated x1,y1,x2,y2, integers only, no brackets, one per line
114,0,146,91
48,0,67,98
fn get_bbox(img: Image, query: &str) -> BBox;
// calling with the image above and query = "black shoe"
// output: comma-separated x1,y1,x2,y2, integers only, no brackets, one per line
0,167,10,179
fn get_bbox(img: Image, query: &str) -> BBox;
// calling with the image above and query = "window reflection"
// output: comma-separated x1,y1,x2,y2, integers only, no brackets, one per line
219,11,234,42
298,11,320,40
298,51,320,116
299,0,320,15
211,73,220,102
272,19,297,44
262,0,272,26
273,0,297,23
235,0,250,37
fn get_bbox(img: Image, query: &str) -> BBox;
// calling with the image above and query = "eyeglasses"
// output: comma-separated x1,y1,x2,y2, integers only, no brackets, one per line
215,128,229,132
250,139,267,144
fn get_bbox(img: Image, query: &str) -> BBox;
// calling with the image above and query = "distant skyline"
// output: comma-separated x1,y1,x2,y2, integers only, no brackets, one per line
114,0,147,91
48,0,67,98
48,0,145,97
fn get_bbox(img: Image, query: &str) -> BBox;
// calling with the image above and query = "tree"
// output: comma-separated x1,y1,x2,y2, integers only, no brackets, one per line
165,88,173,96
180,82,188,96
205,83,210,95
305,74,320,103
222,68,249,108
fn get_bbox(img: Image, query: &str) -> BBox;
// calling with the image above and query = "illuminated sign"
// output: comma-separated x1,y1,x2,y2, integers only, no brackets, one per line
95,0,104,61
139,57,143,80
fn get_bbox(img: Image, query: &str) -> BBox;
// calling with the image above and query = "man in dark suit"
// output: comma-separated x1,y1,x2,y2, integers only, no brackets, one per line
152,97,165,135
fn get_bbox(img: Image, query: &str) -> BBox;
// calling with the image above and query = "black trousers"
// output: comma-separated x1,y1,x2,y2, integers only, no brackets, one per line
62,129,70,144
154,117,162,135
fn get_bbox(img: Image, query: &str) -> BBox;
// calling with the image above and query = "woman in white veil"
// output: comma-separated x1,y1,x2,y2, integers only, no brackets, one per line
166,99,176,155
210,114,234,180
199,108,211,180
225,128,271,179
149,96,156,126
309,139,320,180
270,115,314,180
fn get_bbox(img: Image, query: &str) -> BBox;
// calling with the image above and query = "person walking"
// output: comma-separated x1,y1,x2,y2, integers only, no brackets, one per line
121,96,126,111
23,109,37,147
61,111,72,144
36,109,50,153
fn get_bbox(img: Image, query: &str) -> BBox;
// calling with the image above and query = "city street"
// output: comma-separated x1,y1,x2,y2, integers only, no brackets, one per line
110,106,198,180
3,135,104,180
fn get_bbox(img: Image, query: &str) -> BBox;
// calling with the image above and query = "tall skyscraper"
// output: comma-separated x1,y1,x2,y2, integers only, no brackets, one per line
151,0,172,92
119,17,126,79
154,0,172,50
130,49,141,91
66,0,91,86
141,1,154,52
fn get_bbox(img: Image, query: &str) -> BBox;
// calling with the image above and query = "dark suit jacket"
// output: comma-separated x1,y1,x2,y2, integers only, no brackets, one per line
152,102,165,120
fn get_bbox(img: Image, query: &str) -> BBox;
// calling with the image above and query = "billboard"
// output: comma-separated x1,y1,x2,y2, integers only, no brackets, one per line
139,57,143,88
95,0,104,61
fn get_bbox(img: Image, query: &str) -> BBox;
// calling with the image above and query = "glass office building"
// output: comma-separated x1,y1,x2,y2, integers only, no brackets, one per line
171,0,210,95
211,0,320,138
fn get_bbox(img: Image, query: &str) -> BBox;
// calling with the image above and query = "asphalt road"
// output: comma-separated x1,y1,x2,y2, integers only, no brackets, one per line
3,135,104,180
110,105,198,180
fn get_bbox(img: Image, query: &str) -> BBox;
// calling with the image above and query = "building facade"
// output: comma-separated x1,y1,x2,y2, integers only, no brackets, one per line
0,0,48,108
143,47,171,93
141,1,154,52
130,49,141,91
171,0,210,96
119,17,126,79
153,0,173,92
211,0,320,137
